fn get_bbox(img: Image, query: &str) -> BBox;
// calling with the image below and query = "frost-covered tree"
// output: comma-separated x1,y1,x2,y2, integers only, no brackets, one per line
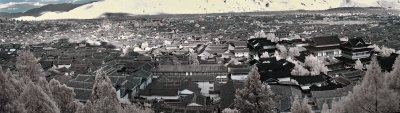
332,58,399,113
49,79,80,113
0,67,26,113
288,47,301,57
276,44,288,58
91,69,153,113
260,51,270,58
222,108,240,113
321,102,330,113
16,50,45,83
291,96,313,113
304,55,328,75
373,45,395,57
76,101,95,113
189,52,200,65
291,63,310,76
354,59,363,70
388,56,400,94
254,30,266,38
235,66,275,113
380,46,395,57
18,82,60,113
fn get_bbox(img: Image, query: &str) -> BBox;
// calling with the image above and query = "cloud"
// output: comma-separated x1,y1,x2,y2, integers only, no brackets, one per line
15,0,399,21
0,2,46,10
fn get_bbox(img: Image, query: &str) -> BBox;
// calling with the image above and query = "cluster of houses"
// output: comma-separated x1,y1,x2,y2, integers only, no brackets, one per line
0,34,398,113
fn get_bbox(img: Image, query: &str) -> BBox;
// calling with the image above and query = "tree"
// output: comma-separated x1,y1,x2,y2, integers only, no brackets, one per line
304,55,328,75
90,69,153,113
291,96,313,113
18,82,60,113
49,79,80,113
76,101,95,113
234,65,275,113
260,51,270,58
16,50,45,83
0,67,27,113
321,102,330,113
388,56,400,94
222,108,240,113
291,63,310,76
380,46,395,57
288,47,301,57
354,59,363,70
276,44,288,58
332,57,399,113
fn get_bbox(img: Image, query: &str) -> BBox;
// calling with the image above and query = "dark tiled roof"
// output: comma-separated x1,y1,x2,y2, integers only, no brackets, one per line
181,94,209,106
73,88,92,101
342,38,369,48
311,35,341,47
155,64,227,73
291,75,326,85
66,81,93,89
269,84,303,112
219,80,244,109
257,58,295,81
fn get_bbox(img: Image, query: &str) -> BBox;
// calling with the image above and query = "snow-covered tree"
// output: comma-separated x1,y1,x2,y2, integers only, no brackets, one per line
76,101,95,113
380,46,395,57
190,52,200,65
321,102,330,113
288,47,301,57
18,82,60,113
388,56,400,94
49,79,80,113
0,67,26,113
276,44,288,58
260,51,270,58
234,65,275,113
291,96,313,113
291,63,310,76
332,58,399,113
274,51,281,60
373,45,395,57
304,55,328,75
222,108,240,113
254,30,267,38
91,69,153,113
354,59,363,70
16,50,45,83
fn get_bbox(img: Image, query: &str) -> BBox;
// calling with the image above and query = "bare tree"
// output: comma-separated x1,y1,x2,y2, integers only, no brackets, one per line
234,65,275,113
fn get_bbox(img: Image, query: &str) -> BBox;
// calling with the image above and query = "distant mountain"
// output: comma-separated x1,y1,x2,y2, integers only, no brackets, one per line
0,2,93,18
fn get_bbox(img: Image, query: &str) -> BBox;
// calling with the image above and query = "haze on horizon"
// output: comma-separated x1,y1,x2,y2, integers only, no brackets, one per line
14,0,400,21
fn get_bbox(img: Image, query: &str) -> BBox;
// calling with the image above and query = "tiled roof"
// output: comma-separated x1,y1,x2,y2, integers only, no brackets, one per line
311,35,341,47
155,64,227,73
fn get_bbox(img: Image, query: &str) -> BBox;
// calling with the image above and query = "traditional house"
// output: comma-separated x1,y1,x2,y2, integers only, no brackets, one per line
337,38,373,64
233,48,250,58
248,38,277,56
306,35,342,58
